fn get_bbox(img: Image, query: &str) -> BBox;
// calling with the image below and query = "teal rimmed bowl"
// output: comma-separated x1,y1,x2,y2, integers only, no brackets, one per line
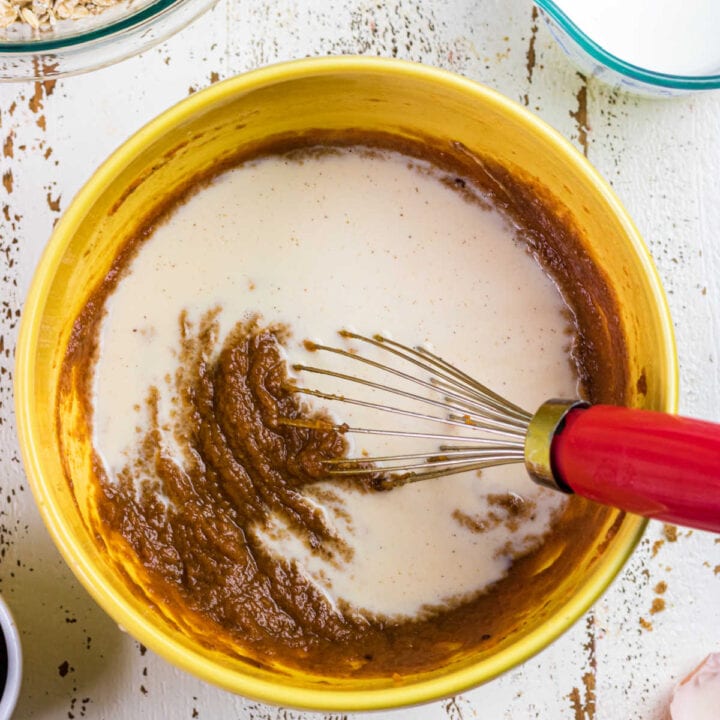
536,0,720,96
0,0,217,81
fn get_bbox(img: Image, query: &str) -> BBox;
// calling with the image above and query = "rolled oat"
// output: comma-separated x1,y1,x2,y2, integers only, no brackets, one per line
0,0,125,33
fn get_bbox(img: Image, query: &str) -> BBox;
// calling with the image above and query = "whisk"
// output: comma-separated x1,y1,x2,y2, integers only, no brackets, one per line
282,331,720,533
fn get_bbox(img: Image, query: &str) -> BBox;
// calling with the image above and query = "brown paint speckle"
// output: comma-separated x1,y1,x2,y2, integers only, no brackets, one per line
654,581,667,594
639,617,653,631
2,170,13,194
568,686,586,720
567,615,596,718
28,78,56,115
582,671,596,718
523,6,539,106
663,524,678,542
46,192,61,212
2,132,13,159
443,695,472,720
650,598,666,614
570,73,589,157
28,83,43,114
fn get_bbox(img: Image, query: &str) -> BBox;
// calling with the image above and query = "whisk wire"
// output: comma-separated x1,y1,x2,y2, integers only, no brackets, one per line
329,457,524,484
369,334,531,421
299,332,531,434
287,331,536,483
323,448,525,464
290,368,527,439
280,415,523,447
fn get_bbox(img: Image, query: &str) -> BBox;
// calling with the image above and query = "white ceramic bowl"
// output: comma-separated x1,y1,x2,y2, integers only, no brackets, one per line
0,595,21,720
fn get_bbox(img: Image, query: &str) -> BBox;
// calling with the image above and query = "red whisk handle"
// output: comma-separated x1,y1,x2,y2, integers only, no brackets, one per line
551,404,720,533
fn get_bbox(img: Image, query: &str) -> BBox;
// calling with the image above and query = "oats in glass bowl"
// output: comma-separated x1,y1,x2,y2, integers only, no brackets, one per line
0,0,217,80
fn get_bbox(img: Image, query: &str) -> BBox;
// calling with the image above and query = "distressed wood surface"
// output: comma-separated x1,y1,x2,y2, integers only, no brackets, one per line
1,1,719,718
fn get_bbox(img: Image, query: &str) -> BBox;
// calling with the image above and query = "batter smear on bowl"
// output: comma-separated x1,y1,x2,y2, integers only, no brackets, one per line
58,136,626,677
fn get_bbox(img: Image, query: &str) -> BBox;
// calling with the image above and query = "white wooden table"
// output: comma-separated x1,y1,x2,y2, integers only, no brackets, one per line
1,1,719,718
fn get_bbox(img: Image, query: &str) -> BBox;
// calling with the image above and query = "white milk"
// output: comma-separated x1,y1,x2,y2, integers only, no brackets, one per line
553,0,720,75
92,148,577,619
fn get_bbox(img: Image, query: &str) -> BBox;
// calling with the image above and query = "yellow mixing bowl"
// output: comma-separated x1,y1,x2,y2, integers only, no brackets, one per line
15,56,677,710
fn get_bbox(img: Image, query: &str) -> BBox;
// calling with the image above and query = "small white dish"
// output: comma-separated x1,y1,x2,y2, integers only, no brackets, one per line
0,595,21,720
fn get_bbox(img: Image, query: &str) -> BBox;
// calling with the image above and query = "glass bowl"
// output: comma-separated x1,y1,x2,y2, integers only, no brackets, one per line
536,0,720,96
0,0,217,81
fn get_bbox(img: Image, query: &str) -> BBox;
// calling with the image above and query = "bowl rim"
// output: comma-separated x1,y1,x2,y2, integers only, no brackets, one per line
535,0,720,90
14,55,678,711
